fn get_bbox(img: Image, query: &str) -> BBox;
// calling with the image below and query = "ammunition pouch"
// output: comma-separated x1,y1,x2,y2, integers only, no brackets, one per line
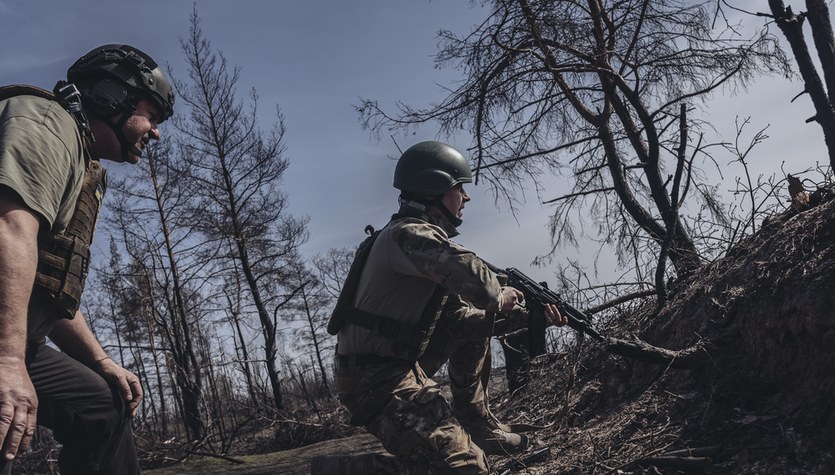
34,234,90,319
1,84,104,319
34,160,106,319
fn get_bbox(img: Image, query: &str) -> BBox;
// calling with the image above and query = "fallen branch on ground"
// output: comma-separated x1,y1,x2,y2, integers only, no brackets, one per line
605,337,708,369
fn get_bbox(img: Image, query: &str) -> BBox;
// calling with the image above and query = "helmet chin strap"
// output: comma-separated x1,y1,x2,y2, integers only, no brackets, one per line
434,199,463,228
92,100,141,163
399,194,463,227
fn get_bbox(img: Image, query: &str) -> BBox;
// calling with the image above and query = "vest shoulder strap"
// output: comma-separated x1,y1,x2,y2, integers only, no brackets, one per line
0,83,93,142
0,84,56,102
327,223,449,361
327,227,382,335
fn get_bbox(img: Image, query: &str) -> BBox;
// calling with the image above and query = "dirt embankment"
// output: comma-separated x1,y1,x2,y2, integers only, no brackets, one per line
490,195,835,474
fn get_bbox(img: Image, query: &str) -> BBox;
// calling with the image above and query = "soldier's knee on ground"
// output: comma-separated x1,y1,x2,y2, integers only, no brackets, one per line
368,389,488,474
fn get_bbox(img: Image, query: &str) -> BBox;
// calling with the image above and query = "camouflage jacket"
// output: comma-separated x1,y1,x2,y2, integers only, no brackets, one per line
336,205,504,360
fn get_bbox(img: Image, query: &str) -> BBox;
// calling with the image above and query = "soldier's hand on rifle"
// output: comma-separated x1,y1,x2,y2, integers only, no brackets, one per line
543,303,568,327
498,286,525,313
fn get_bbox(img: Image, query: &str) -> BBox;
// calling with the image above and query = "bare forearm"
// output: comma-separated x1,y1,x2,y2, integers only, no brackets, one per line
0,206,40,358
0,199,42,461
49,311,108,366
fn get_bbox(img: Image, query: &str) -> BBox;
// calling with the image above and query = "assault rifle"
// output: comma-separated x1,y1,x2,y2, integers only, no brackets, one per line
485,263,605,342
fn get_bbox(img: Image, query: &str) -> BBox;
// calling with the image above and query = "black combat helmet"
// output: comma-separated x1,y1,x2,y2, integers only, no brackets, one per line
393,141,473,195
67,44,174,122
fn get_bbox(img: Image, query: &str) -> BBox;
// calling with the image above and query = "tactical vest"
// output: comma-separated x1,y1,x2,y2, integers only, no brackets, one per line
0,85,106,319
327,221,448,362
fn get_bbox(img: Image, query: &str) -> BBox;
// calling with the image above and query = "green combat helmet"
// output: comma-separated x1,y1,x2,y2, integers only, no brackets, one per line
393,141,473,195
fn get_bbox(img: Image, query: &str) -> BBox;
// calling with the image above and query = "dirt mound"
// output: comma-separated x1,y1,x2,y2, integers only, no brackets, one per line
491,197,835,473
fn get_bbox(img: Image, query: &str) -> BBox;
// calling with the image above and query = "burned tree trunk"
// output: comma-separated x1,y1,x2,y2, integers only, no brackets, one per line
769,0,835,169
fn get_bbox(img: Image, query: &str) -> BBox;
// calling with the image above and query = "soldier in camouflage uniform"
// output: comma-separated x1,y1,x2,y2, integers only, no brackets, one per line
319,141,567,474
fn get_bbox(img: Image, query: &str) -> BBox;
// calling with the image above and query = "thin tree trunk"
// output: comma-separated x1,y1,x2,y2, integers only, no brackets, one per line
226,284,259,409
806,0,835,108
300,285,330,394
147,154,206,441
145,308,167,437
770,0,835,168
236,243,284,410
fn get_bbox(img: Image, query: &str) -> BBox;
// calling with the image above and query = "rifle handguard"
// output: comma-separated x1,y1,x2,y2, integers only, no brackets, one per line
482,260,606,341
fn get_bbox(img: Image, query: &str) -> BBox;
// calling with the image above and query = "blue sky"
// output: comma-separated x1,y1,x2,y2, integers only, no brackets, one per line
0,1,828,285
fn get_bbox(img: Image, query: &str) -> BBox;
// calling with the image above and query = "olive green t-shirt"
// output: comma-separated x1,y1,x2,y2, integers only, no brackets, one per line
0,93,86,341
0,94,85,232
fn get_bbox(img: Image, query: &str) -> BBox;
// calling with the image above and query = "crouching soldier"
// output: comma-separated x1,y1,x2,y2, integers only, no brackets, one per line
315,141,567,474
0,44,174,475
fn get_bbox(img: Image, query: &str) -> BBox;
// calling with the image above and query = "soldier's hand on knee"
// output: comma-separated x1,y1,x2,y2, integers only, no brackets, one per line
0,357,38,461
94,357,144,417
124,371,144,417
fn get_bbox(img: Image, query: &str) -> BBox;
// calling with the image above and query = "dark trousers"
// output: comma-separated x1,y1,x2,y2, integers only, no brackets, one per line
0,341,139,475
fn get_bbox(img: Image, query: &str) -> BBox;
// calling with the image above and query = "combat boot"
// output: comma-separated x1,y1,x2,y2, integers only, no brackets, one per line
457,415,528,456
311,452,437,475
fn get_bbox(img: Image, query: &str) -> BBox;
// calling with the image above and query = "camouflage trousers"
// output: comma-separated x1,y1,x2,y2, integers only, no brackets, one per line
334,321,494,474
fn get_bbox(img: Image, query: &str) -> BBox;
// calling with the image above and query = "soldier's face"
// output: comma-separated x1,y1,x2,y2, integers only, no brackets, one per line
91,98,162,164
119,98,162,164
441,184,471,219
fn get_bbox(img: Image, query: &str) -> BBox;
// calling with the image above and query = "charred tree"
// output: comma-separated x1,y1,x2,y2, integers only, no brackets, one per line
174,9,309,411
108,139,208,442
769,0,835,169
359,0,790,279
